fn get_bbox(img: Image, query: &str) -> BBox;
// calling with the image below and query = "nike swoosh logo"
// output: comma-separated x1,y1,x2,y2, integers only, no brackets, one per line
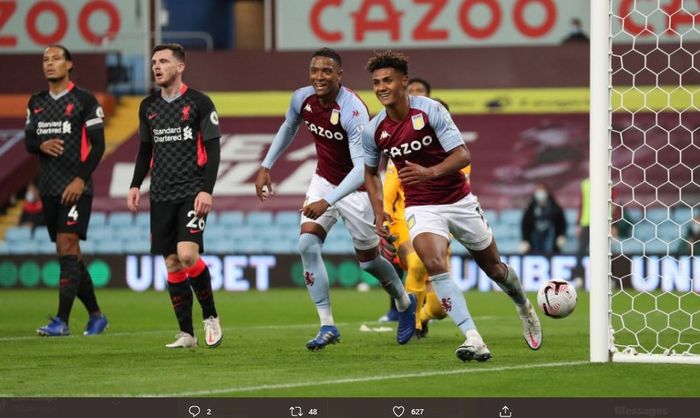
148,113,158,119
529,333,538,348
66,221,78,226
34,108,43,114
189,229,201,234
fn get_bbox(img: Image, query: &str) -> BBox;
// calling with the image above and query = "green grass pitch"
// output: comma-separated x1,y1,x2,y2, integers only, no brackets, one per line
1,289,698,397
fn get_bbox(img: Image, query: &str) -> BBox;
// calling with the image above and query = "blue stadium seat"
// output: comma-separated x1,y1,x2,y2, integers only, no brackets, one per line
124,240,150,254
134,212,150,227
483,209,498,223
496,239,520,255
499,209,522,227
645,239,668,255
87,224,113,241
5,226,32,242
623,207,643,224
246,211,274,226
94,240,125,254
671,206,692,224
38,240,56,254
80,241,95,255
645,207,668,224
204,211,218,227
90,212,107,227
275,210,300,227
620,239,643,255
633,221,655,243
112,225,146,241
108,211,134,227
219,211,245,227
9,241,38,254
31,226,49,241
0,241,8,254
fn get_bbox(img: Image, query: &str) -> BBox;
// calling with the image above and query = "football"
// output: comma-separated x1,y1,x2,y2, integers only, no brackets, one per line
537,279,577,319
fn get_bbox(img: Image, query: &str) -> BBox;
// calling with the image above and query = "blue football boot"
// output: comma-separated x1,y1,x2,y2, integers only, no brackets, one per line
37,316,69,337
84,314,109,336
397,293,417,345
306,325,340,351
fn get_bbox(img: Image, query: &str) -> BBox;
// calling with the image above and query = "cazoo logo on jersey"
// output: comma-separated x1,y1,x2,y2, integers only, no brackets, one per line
305,121,345,141
383,135,433,158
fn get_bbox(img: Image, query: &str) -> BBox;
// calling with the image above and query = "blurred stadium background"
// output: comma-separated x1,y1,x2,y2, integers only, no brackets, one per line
0,1,697,307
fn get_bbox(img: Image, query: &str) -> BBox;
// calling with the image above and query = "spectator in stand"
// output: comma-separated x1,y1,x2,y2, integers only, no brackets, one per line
520,183,567,255
562,18,589,44
19,183,45,230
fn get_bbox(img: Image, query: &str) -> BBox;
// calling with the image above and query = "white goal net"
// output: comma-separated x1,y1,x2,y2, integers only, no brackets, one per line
591,0,700,363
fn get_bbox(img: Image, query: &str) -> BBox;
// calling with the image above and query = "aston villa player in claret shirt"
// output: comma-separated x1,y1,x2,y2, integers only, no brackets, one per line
25,45,109,337
363,51,543,362
254,47,416,350
127,44,223,349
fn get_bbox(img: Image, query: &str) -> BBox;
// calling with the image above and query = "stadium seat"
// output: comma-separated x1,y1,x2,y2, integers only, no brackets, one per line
646,207,668,224
124,240,150,254
38,240,56,254
671,206,692,224
645,239,668,255
31,226,49,241
275,210,301,227
9,241,38,254
496,239,520,255
204,211,218,227
87,224,113,241
246,211,274,226
90,212,107,227
5,226,32,242
112,225,146,241
94,240,125,254
633,221,655,243
499,209,522,227
134,212,150,227
80,241,95,255
483,209,498,223
219,211,245,227
108,212,134,227
0,241,8,254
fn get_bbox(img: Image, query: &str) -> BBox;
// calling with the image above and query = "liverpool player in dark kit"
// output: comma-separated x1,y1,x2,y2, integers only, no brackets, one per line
25,45,108,337
127,44,223,349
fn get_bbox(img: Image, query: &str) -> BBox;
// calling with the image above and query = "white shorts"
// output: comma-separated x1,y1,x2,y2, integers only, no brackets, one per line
405,193,493,251
301,174,380,250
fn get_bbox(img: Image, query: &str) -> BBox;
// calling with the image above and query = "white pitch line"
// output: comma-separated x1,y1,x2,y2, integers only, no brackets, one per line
147,360,590,397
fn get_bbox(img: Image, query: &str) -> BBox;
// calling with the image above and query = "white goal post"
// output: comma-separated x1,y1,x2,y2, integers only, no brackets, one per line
590,0,699,364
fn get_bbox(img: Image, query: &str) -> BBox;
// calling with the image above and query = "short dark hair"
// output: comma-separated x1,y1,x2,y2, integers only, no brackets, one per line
408,78,431,96
152,43,186,62
365,50,408,75
47,45,72,62
312,47,342,67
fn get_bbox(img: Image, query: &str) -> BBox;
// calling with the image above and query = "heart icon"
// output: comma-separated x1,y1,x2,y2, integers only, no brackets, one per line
392,406,405,417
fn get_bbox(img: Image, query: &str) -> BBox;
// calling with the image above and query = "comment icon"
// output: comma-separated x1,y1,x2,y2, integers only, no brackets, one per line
188,405,201,418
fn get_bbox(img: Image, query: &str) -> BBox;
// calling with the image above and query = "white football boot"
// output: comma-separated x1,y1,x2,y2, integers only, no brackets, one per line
455,329,491,362
203,316,223,348
165,332,198,349
519,300,543,350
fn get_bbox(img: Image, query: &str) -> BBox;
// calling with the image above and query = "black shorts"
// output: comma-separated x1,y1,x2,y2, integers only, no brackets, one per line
150,198,207,255
41,195,93,242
